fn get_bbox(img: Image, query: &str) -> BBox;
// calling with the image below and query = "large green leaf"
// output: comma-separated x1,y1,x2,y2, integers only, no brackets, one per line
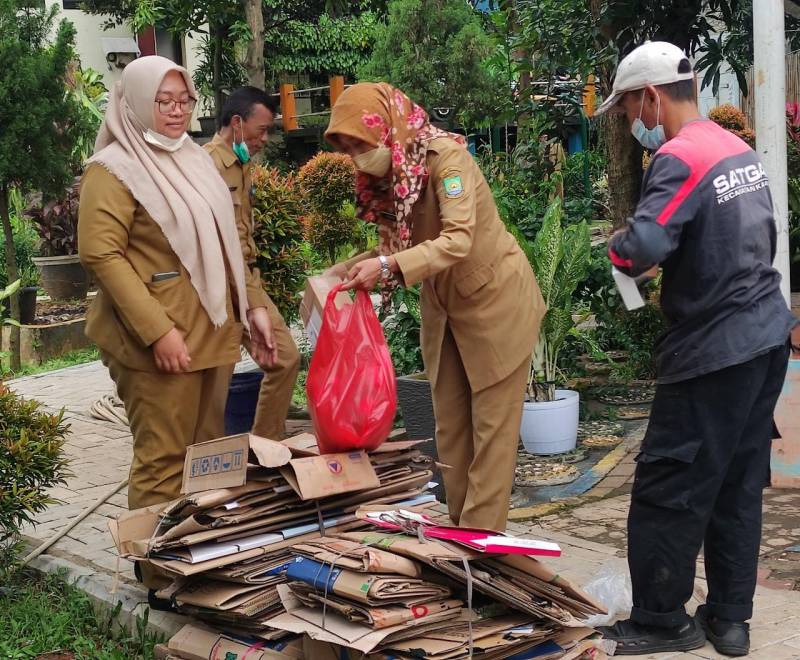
552,221,591,308
531,198,563,305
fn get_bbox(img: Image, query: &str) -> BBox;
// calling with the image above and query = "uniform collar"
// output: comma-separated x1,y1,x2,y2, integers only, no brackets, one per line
210,132,240,169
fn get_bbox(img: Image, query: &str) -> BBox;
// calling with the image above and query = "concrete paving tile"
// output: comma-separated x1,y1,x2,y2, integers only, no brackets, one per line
598,475,628,489
749,622,800,649
745,642,800,659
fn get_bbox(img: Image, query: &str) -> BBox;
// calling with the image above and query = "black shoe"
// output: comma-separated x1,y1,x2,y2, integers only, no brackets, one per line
597,617,706,655
696,604,750,657
133,561,143,583
147,589,176,613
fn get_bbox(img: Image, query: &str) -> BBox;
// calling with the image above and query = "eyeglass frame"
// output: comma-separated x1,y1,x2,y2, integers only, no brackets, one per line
154,97,198,115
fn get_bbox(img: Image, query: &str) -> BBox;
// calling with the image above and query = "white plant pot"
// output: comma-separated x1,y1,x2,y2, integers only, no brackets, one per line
520,389,580,455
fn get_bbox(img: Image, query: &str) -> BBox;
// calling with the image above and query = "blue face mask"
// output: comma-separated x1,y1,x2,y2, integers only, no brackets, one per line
232,119,250,164
631,92,666,151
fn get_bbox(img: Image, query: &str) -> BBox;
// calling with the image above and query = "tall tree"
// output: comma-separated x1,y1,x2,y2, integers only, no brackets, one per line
0,1,88,370
510,0,754,228
83,0,360,94
359,0,498,127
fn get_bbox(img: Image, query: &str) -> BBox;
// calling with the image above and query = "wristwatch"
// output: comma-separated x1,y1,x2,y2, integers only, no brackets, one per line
378,255,392,281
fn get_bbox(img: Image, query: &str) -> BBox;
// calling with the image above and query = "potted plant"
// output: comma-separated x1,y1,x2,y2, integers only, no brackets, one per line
382,286,429,431
515,198,593,455
197,91,217,137
27,177,89,301
18,264,38,325
0,279,21,372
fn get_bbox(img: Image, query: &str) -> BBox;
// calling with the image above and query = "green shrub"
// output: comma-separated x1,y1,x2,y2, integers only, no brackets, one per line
0,212,38,289
708,104,747,131
0,388,70,570
379,285,424,376
251,166,308,323
581,243,667,380
297,152,356,217
709,104,755,148
298,152,357,264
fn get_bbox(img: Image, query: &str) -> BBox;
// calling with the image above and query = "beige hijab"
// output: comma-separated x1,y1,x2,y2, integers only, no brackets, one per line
89,56,248,330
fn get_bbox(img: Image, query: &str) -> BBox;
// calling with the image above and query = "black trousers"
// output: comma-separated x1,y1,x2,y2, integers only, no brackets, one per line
628,343,790,627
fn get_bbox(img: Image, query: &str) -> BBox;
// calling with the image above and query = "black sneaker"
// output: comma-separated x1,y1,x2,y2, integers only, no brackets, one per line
597,617,706,655
696,604,750,657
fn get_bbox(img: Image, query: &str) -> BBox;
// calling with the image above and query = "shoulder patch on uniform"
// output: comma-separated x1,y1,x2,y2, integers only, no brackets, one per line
443,175,464,198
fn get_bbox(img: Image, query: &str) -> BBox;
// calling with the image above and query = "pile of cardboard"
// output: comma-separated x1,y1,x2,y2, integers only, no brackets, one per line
113,431,608,659
260,508,606,659
110,432,437,639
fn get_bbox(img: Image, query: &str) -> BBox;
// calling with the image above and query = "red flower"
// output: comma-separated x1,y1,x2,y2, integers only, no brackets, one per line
392,142,405,166
407,104,426,129
394,182,410,199
410,164,425,177
362,113,385,129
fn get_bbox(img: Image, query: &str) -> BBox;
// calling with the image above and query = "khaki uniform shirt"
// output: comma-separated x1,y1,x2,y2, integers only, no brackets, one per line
204,134,272,310
387,138,546,392
78,164,243,372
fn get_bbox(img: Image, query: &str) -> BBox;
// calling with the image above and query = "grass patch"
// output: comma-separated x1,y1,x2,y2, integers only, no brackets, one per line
0,569,161,659
4,347,100,379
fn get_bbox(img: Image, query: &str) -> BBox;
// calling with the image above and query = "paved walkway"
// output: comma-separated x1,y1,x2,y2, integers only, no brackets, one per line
8,360,800,657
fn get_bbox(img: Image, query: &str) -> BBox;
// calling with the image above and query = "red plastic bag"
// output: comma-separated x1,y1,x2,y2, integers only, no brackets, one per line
306,285,397,453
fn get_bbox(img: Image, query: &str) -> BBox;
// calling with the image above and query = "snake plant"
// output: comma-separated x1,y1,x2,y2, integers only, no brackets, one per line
514,198,592,402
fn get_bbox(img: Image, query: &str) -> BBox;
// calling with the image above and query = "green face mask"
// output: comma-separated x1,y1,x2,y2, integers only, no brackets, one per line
232,119,250,164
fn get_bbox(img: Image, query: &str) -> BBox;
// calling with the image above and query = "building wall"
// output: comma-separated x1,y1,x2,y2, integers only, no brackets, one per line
695,61,741,117
45,0,134,87
46,1,207,131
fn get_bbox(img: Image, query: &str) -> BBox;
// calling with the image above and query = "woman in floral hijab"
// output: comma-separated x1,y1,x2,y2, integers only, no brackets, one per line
325,83,545,532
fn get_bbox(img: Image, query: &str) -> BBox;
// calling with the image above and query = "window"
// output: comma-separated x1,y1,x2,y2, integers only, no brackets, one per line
62,1,81,9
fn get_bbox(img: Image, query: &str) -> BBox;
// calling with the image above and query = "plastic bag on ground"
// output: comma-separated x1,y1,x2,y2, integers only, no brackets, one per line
306,284,397,454
582,558,633,628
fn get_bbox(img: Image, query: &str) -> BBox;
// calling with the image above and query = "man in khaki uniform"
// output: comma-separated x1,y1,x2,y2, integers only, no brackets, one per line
326,83,546,532
205,87,301,440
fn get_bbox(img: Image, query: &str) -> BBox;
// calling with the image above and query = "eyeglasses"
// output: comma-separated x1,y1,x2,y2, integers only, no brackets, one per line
155,98,197,115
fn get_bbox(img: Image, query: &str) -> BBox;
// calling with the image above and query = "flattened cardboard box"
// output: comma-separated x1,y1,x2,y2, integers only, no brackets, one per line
167,623,303,660
299,274,348,350
181,433,292,494
280,451,379,501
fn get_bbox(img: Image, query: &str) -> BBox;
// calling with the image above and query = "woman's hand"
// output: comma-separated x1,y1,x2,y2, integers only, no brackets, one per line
340,256,397,291
248,306,278,368
153,327,191,373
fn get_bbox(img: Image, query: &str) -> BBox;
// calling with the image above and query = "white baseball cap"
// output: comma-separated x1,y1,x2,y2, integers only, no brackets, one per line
595,41,694,115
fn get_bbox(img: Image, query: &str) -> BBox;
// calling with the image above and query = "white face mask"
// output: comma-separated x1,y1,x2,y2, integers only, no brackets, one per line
352,145,392,177
143,128,189,152
630,92,666,151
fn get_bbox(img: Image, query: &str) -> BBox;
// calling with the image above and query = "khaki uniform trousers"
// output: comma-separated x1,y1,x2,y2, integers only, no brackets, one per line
432,326,530,532
105,354,234,589
250,300,301,441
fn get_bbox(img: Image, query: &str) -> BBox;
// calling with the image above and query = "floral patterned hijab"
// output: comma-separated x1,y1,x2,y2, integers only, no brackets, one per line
325,83,466,258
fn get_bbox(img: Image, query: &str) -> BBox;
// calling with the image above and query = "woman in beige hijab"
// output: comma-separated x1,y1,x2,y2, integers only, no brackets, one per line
78,56,273,598
325,83,545,532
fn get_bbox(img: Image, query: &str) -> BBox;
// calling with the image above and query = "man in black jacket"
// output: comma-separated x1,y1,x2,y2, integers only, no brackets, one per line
596,41,798,656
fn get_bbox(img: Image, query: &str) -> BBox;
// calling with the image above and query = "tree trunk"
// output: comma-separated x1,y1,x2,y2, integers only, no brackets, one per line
243,0,265,90
0,185,21,372
602,113,643,229
212,20,225,124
